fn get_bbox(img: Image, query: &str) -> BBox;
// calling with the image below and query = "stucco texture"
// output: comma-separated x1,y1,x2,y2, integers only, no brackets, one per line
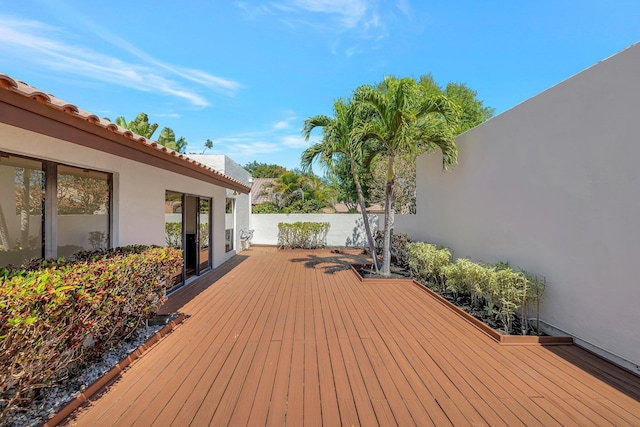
406,43,640,370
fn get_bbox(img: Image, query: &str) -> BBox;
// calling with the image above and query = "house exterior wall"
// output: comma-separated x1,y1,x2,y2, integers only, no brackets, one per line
0,123,234,269
400,43,640,371
188,154,251,253
251,213,380,247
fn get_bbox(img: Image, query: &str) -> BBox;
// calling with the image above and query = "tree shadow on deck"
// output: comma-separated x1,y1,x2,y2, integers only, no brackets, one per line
158,253,249,314
289,249,372,275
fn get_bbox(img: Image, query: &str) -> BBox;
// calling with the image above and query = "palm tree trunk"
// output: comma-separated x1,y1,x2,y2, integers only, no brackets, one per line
351,160,379,272
381,154,395,277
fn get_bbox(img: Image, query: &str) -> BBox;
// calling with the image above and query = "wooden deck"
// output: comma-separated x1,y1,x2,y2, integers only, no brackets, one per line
63,247,640,426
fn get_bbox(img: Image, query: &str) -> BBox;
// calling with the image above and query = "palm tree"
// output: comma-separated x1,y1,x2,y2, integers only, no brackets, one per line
354,76,460,276
157,128,188,153
301,98,380,271
303,174,338,207
114,112,159,139
267,171,305,209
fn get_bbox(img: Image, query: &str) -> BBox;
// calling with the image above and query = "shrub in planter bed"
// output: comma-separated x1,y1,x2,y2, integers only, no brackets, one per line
406,242,451,290
278,222,330,249
405,242,545,335
0,246,182,420
374,231,412,269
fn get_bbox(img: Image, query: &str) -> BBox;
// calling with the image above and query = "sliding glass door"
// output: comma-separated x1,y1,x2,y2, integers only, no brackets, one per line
199,198,210,271
165,191,183,288
165,191,212,291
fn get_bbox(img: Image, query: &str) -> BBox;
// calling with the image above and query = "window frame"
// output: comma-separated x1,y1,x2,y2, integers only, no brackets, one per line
0,150,112,266
225,197,235,252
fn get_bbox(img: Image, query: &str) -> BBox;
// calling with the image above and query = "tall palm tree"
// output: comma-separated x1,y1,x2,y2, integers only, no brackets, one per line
354,76,460,276
301,98,380,272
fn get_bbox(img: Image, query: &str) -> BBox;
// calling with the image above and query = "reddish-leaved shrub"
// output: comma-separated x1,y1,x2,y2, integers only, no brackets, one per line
0,246,182,420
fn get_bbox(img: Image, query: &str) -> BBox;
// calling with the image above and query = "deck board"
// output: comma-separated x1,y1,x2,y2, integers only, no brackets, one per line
62,247,640,426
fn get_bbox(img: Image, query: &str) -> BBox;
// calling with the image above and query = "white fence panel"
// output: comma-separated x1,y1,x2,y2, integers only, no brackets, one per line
250,213,380,247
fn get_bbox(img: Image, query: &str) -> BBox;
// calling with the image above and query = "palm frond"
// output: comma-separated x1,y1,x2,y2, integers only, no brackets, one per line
302,115,332,140
300,142,327,172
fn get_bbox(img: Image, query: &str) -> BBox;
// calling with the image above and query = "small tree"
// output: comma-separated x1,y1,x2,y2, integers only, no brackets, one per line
364,76,495,215
244,161,287,178
202,139,213,154
354,76,460,276
301,98,380,271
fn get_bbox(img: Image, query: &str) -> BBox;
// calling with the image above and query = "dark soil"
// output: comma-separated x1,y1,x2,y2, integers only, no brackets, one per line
357,264,412,280
435,291,539,335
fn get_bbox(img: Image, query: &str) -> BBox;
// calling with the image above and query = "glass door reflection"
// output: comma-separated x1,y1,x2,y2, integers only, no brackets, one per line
198,197,211,272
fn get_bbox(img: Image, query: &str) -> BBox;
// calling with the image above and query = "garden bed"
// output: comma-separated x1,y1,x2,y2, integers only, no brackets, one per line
45,314,185,426
1,245,184,425
3,313,185,427
351,264,573,346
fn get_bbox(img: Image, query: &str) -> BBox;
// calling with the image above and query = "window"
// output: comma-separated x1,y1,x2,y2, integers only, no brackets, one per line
165,191,183,287
57,165,110,258
0,151,111,267
0,154,44,267
199,198,211,271
165,191,183,249
225,198,234,252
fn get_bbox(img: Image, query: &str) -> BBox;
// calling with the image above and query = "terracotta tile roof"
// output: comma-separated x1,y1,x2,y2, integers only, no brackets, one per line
0,74,250,194
250,178,276,205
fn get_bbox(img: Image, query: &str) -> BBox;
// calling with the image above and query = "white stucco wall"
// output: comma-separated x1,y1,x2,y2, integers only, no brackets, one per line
251,213,380,247
189,154,251,252
0,123,235,269
400,43,640,371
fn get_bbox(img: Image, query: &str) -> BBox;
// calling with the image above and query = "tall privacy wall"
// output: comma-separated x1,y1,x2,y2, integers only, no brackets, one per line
396,43,640,372
250,214,380,247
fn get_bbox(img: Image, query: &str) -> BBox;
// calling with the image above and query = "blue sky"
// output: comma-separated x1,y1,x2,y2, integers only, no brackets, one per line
0,1,638,171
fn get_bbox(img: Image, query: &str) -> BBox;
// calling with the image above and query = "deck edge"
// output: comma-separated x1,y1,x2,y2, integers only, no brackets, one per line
44,312,187,427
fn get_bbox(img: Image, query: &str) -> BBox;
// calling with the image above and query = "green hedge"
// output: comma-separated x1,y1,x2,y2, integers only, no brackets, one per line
0,246,182,419
405,242,544,334
277,222,330,249
407,242,451,289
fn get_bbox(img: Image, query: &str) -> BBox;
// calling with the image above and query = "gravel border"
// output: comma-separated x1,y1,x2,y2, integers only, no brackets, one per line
3,314,185,427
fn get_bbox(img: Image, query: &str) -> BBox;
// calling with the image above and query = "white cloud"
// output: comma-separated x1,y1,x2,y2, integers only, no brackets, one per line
270,0,383,33
281,135,310,148
237,1,275,19
223,141,284,156
345,46,359,57
204,110,306,167
274,120,291,130
273,110,298,129
84,27,242,96
0,15,241,107
178,68,241,94
395,0,412,18
286,0,368,28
